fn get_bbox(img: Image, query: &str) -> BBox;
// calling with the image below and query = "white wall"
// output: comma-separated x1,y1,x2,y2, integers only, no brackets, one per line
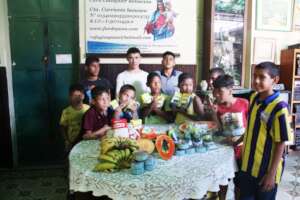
0,0,18,167
250,0,300,64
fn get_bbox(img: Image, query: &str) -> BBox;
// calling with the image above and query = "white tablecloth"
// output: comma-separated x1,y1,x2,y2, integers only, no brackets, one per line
69,139,237,200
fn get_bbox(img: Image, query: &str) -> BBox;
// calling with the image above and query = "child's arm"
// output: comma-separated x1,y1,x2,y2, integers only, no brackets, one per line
180,96,205,121
82,125,111,140
141,100,156,119
193,96,205,115
259,142,285,191
153,108,173,123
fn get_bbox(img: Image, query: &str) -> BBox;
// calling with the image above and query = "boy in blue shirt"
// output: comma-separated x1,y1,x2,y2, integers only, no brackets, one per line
239,62,291,200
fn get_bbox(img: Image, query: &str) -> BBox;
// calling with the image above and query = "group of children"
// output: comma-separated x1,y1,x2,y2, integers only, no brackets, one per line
60,46,291,200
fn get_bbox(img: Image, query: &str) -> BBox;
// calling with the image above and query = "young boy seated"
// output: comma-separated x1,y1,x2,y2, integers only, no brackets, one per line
239,62,291,200
141,72,173,124
81,86,113,140
80,56,113,104
60,84,90,152
171,73,205,124
110,84,139,122
212,74,249,200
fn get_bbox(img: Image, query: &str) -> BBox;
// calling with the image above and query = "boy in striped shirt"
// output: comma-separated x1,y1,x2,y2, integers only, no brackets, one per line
239,62,291,200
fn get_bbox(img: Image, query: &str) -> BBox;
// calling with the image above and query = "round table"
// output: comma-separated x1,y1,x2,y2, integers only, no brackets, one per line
69,139,237,200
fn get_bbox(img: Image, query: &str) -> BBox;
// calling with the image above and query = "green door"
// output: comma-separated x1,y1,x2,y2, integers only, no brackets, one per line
8,0,79,165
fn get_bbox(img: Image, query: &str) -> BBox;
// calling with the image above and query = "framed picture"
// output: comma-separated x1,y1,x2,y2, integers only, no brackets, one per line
203,0,248,86
253,37,276,64
294,0,300,30
256,0,294,31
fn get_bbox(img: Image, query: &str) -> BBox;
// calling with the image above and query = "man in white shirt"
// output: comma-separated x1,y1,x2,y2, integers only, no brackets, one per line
116,47,149,101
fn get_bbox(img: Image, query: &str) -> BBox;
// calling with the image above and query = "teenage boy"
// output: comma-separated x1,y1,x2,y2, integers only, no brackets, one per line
116,47,149,101
80,56,113,103
155,51,182,96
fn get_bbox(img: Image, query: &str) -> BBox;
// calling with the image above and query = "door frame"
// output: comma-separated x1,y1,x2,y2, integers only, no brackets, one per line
0,0,18,168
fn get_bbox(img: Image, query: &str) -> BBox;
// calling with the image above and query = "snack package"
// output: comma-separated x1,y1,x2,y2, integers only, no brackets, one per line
141,93,153,105
111,119,129,138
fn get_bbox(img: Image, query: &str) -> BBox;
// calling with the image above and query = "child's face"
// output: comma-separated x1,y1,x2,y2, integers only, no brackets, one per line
208,72,221,89
127,53,141,70
93,93,111,111
87,62,100,77
252,68,277,93
157,2,164,11
213,87,232,104
179,78,194,94
149,76,161,94
119,89,135,104
162,55,175,69
70,91,84,105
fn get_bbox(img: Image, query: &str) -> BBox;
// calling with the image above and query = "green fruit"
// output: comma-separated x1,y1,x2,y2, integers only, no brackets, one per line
94,162,116,171
99,154,118,164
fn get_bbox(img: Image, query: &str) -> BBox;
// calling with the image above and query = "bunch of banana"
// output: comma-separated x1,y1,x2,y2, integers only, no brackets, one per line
100,137,139,155
94,137,139,172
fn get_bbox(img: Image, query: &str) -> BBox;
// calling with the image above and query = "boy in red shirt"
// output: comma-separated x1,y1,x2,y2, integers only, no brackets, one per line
81,86,113,140
212,74,249,200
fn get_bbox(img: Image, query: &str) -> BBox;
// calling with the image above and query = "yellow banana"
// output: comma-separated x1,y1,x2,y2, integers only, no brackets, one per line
120,149,126,160
106,149,122,161
99,154,117,164
101,139,117,154
125,148,131,160
94,162,116,171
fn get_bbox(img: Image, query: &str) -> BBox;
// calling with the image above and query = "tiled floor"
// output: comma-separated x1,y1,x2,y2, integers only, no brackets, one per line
0,151,299,200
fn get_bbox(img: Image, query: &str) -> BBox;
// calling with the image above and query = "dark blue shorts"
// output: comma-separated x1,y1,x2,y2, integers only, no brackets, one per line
238,171,277,200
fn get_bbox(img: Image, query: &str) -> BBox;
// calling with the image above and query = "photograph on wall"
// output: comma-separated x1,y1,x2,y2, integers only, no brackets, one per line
85,0,196,55
253,37,276,64
294,0,300,30
256,0,293,31
213,0,246,86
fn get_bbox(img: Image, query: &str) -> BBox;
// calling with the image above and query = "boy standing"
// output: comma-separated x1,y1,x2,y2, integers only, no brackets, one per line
239,62,291,200
155,51,182,96
60,84,90,152
80,56,113,103
81,86,113,140
116,47,149,101
212,75,249,200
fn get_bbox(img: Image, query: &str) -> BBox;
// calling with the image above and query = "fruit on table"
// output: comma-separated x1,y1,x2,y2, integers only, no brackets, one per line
141,127,157,139
94,137,140,172
202,134,213,142
155,135,175,160
100,137,139,155
179,123,189,132
136,139,155,154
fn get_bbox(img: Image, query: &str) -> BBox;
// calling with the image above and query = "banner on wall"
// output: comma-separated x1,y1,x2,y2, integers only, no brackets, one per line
86,0,195,55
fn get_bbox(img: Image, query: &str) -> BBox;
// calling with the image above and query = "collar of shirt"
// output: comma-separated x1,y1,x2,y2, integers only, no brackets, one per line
160,69,177,77
255,90,280,105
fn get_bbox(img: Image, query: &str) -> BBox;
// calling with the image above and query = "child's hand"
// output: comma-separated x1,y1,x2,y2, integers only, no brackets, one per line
129,101,138,112
103,125,112,132
259,172,276,191
89,85,96,90
150,99,158,110
116,103,127,113
224,137,236,146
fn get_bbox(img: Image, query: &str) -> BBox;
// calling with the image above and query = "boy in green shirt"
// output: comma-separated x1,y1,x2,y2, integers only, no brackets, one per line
141,72,173,124
60,84,89,153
